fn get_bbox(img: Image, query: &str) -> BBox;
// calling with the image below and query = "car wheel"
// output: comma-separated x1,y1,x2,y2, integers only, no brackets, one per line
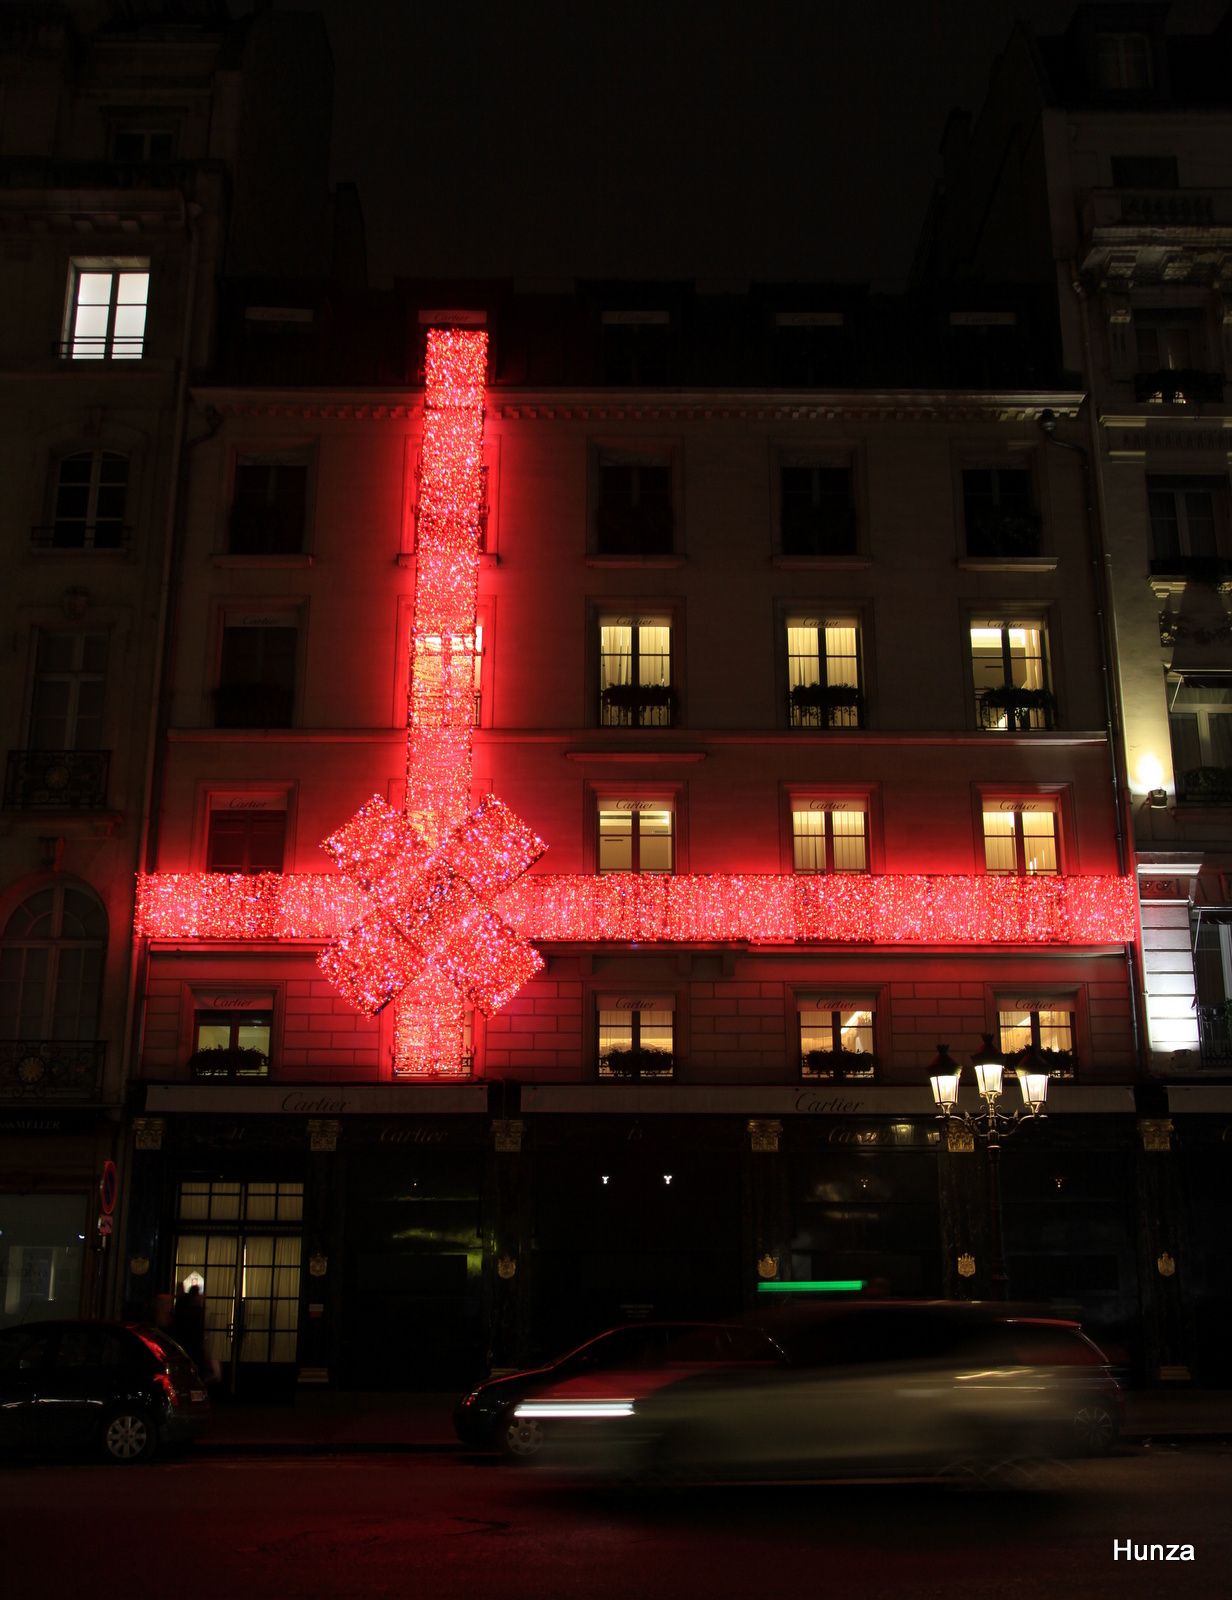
101,1409,157,1465
1072,1399,1119,1456
501,1412,545,1461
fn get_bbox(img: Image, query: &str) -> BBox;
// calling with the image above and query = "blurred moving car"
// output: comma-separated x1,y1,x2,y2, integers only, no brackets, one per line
514,1302,1123,1481
0,1320,210,1464
454,1321,786,1457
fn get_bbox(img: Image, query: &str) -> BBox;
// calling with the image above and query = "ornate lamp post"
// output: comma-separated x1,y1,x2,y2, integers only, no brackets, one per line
929,1036,1049,1300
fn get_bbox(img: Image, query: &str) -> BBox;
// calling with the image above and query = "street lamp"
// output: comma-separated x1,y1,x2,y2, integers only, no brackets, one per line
929,1036,1048,1300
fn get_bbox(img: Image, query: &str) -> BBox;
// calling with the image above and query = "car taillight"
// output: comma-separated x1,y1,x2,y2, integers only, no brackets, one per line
153,1370,181,1407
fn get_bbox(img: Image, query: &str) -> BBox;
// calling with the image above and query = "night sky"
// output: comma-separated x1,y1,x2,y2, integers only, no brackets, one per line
263,0,1225,288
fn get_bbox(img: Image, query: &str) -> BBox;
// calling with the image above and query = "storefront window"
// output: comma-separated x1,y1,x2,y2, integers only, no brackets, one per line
0,1194,87,1328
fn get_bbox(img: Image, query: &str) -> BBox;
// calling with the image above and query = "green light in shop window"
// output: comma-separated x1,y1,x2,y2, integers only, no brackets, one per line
757,1279,866,1294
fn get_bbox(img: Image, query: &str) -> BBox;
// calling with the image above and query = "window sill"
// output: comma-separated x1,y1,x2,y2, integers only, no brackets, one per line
213,553,314,569
956,556,1058,573
584,554,686,569
564,747,706,762
771,555,872,571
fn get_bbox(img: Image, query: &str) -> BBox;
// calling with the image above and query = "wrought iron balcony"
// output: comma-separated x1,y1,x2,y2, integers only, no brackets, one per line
977,688,1056,732
788,685,863,729
31,523,132,553
1180,767,1232,803
4,749,110,810
1134,369,1224,405
598,1049,675,1081
599,684,675,728
1197,1006,1232,1067
0,1040,106,1102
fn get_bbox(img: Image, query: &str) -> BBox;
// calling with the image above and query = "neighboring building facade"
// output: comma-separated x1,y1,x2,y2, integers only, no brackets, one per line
123,280,1161,1394
0,0,339,1329
917,0,1232,1380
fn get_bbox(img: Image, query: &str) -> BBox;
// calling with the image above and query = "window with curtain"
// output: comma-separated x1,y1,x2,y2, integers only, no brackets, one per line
997,1006,1076,1077
597,998,674,1079
982,803,1059,875
970,619,1053,730
599,616,673,726
791,802,867,872
0,885,106,1041
786,616,862,728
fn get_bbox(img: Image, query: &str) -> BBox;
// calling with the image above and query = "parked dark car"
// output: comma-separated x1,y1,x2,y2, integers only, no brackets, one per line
454,1321,786,1458
513,1302,1124,1480
0,1320,210,1464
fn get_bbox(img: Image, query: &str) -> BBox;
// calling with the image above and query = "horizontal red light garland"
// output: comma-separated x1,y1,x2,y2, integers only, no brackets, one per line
135,870,1137,946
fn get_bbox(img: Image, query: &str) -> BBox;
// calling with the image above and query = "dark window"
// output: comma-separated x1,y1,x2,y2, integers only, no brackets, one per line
771,317,854,386
1135,312,1206,375
948,316,1023,386
1169,677,1232,798
215,626,297,728
1110,155,1178,188
566,1326,674,1371
596,461,673,555
229,460,308,554
47,452,128,550
206,808,287,873
780,467,856,556
0,885,106,1041
600,316,673,385
1095,32,1153,91
29,633,107,750
111,125,177,163
962,468,1040,558
1148,476,1230,570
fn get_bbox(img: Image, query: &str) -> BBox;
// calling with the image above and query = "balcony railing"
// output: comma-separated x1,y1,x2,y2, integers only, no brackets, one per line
1197,1006,1232,1067
788,685,863,729
0,157,197,191
187,1047,270,1082
1149,555,1232,584
1085,188,1232,231
801,1049,877,1082
1134,369,1224,405
4,749,110,810
598,1049,674,1081
1180,767,1232,803
599,685,675,728
31,523,132,553
977,689,1056,732
0,1040,106,1102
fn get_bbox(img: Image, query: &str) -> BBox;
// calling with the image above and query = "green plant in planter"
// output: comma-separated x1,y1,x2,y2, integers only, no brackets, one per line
1012,1046,1076,1079
599,1048,674,1079
802,1048,876,1080
788,683,863,726
979,685,1056,728
188,1045,269,1079
600,683,675,710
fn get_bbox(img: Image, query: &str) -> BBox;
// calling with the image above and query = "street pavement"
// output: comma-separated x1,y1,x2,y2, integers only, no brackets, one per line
196,1385,1232,1454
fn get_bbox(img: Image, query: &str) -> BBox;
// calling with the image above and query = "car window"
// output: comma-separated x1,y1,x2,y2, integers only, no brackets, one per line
1006,1323,1104,1366
665,1328,730,1362
780,1309,964,1368
0,1326,54,1373
566,1327,673,1371
721,1328,786,1363
55,1326,131,1368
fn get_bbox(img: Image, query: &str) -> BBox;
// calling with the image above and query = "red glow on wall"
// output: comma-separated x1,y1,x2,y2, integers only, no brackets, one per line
135,869,1137,947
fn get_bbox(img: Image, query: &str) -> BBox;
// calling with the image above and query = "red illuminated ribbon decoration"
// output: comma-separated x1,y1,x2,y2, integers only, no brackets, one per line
320,329,545,1074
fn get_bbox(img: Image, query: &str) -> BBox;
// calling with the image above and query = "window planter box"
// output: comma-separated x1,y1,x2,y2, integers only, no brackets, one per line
801,1048,876,1082
978,686,1056,731
598,1049,674,1081
599,683,676,727
188,1046,269,1081
1012,1047,1076,1081
788,683,863,729
965,507,1042,559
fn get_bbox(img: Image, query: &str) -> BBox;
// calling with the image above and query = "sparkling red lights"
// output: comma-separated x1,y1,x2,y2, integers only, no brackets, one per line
135,870,1138,947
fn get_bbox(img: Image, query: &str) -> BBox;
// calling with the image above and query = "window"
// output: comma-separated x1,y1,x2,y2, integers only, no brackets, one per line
600,311,673,385
63,260,149,360
798,995,876,1080
175,1179,303,1367
1135,311,1205,374
597,800,674,873
595,458,673,555
29,632,107,751
215,620,297,728
970,618,1053,730
962,468,1040,558
770,312,854,386
1148,476,1231,570
0,885,106,1041
189,998,272,1078
1110,155,1178,189
1169,678,1232,797
229,457,309,554
206,800,287,873
998,1004,1076,1077
416,624,483,728
1194,916,1232,1064
41,452,128,551
982,802,1059,875
1095,32,1153,90
779,465,857,556
948,313,1023,387
110,123,177,163
599,615,673,726
597,996,674,1079
786,615,862,728
791,801,867,872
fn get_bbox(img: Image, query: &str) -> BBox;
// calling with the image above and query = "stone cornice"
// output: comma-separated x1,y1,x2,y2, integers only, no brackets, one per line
193,386,1085,426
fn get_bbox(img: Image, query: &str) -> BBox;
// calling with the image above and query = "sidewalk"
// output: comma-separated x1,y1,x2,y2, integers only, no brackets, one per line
194,1387,1232,1455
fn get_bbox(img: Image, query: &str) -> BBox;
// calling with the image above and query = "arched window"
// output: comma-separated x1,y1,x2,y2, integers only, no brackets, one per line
42,450,129,550
0,886,107,1040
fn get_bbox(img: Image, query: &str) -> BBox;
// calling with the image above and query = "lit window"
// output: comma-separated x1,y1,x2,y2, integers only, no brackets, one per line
598,996,674,1079
43,451,128,550
798,997,876,1080
599,615,673,726
229,457,309,554
971,618,1053,730
791,801,867,872
786,615,862,727
1096,32,1153,90
962,468,1039,558
416,625,484,728
780,465,856,556
596,459,673,554
63,260,149,360
190,1003,272,1078
982,802,1059,875
597,800,674,873
997,1005,1076,1076
206,800,287,873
